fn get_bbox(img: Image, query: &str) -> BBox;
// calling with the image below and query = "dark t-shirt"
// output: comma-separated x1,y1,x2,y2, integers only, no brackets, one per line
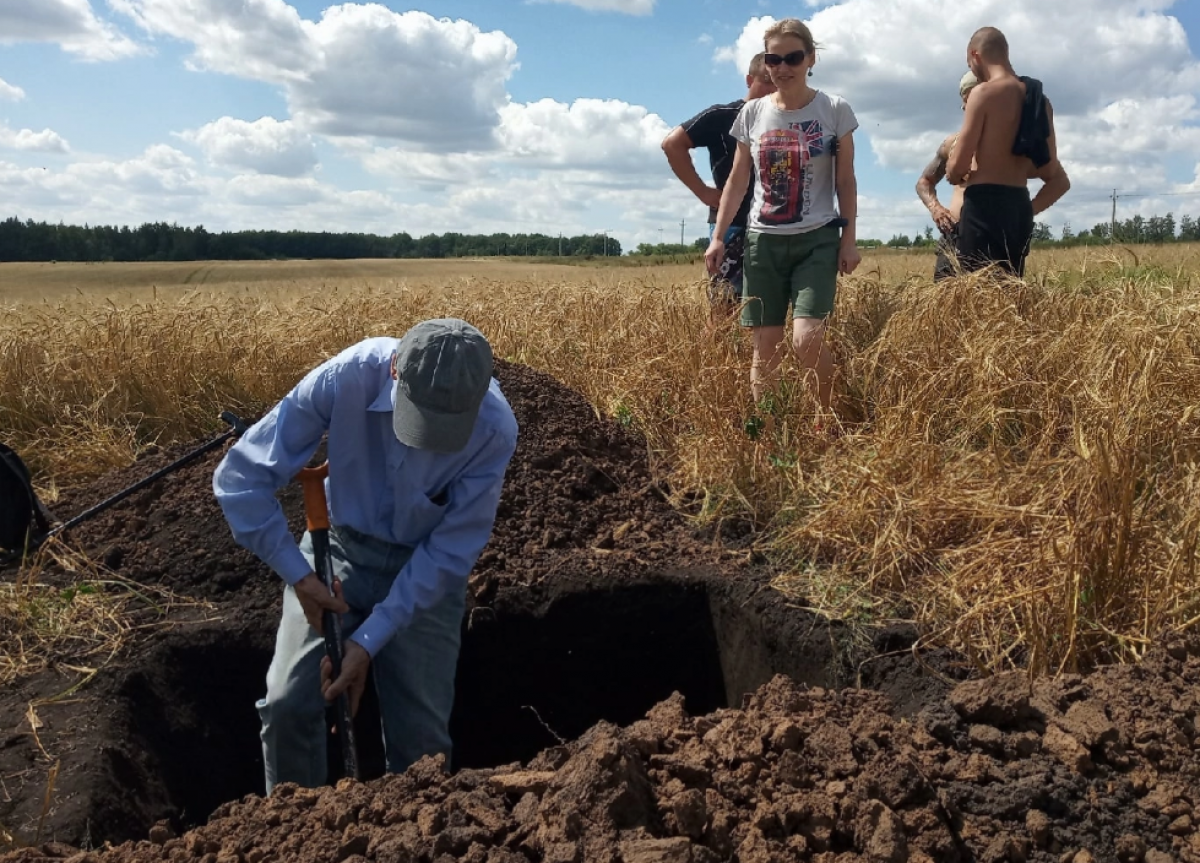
681,99,753,227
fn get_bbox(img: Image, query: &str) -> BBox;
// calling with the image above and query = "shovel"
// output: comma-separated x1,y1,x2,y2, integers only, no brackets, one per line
297,460,360,782
43,411,250,542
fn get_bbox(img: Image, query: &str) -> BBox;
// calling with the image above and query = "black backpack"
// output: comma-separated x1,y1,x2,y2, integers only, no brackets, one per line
0,442,51,554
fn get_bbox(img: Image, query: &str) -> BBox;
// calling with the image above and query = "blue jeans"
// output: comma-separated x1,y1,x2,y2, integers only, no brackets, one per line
708,223,746,306
256,524,466,793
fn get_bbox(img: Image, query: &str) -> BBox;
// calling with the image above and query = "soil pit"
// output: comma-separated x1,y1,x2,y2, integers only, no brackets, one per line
50,574,868,847
451,581,729,771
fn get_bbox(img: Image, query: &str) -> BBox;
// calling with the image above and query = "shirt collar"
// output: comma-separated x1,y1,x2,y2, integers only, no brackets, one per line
368,374,396,413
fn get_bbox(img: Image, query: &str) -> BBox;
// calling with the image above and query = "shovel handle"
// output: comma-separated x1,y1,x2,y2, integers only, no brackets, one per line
298,462,330,532
294,459,359,780
44,411,248,543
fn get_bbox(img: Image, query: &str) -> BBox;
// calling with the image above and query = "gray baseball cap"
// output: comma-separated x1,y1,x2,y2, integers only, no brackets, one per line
392,318,494,453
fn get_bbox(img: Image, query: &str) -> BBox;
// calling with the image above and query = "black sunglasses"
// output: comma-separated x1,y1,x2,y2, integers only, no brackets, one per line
763,50,807,67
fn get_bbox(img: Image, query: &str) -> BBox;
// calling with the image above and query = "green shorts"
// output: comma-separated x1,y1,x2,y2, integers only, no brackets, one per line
741,226,840,327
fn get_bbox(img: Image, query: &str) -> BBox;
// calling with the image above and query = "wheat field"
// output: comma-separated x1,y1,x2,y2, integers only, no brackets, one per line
2,244,1199,675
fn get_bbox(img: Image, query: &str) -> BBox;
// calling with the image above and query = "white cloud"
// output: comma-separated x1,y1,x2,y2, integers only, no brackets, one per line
713,15,774,72
0,125,71,154
0,148,415,235
697,34,713,46
226,174,327,206
359,147,498,190
65,145,204,197
110,0,313,82
111,2,518,149
1057,96,1200,168
0,145,207,228
178,117,317,177
355,96,673,194
0,77,25,101
0,0,142,60
497,99,671,173
532,0,655,14
297,6,516,145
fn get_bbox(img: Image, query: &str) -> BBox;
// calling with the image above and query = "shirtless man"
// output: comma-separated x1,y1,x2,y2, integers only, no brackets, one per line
946,26,1070,277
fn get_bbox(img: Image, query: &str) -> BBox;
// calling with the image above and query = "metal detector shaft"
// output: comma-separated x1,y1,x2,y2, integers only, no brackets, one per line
298,461,359,781
45,411,249,541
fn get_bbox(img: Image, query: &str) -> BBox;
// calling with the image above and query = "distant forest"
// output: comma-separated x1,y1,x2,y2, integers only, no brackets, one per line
0,217,626,262
1,212,1196,263
870,212,1200,250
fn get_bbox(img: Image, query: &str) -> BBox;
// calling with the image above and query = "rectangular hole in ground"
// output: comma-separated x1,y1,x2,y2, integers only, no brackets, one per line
89,575,847,845
449,580,730,770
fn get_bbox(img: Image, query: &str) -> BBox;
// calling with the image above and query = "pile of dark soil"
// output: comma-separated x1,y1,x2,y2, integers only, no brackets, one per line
29,359,706,614
9,638,1200,863
4,359,1197,863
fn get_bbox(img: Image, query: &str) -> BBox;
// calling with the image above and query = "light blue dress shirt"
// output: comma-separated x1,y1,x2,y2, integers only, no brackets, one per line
212,337,518,657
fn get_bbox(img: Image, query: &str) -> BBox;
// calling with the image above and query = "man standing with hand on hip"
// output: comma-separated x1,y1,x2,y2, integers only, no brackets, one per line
947,26,1069,277
663,53,776,320
213,319,518,793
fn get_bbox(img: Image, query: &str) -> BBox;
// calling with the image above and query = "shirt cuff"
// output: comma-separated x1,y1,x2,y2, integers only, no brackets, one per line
350,611,395,659
275,545,312,586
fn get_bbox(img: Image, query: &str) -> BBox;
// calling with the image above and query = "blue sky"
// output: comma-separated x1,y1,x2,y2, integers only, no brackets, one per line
1,0,1199,249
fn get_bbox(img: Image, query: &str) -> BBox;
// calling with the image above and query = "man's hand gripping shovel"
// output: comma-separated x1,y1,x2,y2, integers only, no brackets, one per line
298,462,360,781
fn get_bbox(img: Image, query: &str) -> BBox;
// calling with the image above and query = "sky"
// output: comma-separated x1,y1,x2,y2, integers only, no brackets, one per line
1,0,1199,249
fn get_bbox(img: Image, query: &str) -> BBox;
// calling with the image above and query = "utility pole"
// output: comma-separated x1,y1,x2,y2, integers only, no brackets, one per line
1111,189,1118,243
558,232,562,256
680,218,686,246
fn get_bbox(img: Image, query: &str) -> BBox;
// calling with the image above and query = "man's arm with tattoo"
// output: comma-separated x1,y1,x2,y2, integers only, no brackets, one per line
916,136,957,235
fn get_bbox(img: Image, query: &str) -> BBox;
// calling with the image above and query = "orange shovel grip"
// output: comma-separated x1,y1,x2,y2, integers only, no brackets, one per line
298,462,330,532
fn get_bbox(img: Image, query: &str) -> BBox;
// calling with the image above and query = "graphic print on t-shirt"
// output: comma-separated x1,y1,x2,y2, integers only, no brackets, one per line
757,120,826,226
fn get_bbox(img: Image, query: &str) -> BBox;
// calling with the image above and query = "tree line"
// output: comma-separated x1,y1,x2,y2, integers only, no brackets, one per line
3,211,1196,263
0,217,625,262
875,212,1200,249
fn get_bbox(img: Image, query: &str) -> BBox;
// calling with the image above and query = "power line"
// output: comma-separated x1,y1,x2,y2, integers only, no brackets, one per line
1116,191,1200,198
1068,189,1200,202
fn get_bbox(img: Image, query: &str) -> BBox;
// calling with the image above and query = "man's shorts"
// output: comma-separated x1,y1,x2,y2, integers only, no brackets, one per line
957,184,1034,277
740,225,840,327
707,224,745,308
934,225,960,281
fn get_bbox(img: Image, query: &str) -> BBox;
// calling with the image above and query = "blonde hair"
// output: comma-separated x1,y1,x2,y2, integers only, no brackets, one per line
763,18,819,55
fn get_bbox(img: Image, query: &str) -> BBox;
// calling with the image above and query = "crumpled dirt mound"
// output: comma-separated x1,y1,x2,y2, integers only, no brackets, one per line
10,638,1200,863
20,358,702,606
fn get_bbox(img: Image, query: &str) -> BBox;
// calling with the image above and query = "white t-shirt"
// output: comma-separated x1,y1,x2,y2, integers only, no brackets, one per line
730,91,859,235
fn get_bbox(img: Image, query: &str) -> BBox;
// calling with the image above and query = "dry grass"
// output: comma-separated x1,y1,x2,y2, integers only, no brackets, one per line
0,541,210,686
2,245,1199,675
0,257,702,305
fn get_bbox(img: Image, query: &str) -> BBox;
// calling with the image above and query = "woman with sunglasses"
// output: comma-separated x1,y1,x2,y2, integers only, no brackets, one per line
705,18,859,423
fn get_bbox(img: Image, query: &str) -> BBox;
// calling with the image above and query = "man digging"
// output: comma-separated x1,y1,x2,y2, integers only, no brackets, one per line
214,319,518,793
